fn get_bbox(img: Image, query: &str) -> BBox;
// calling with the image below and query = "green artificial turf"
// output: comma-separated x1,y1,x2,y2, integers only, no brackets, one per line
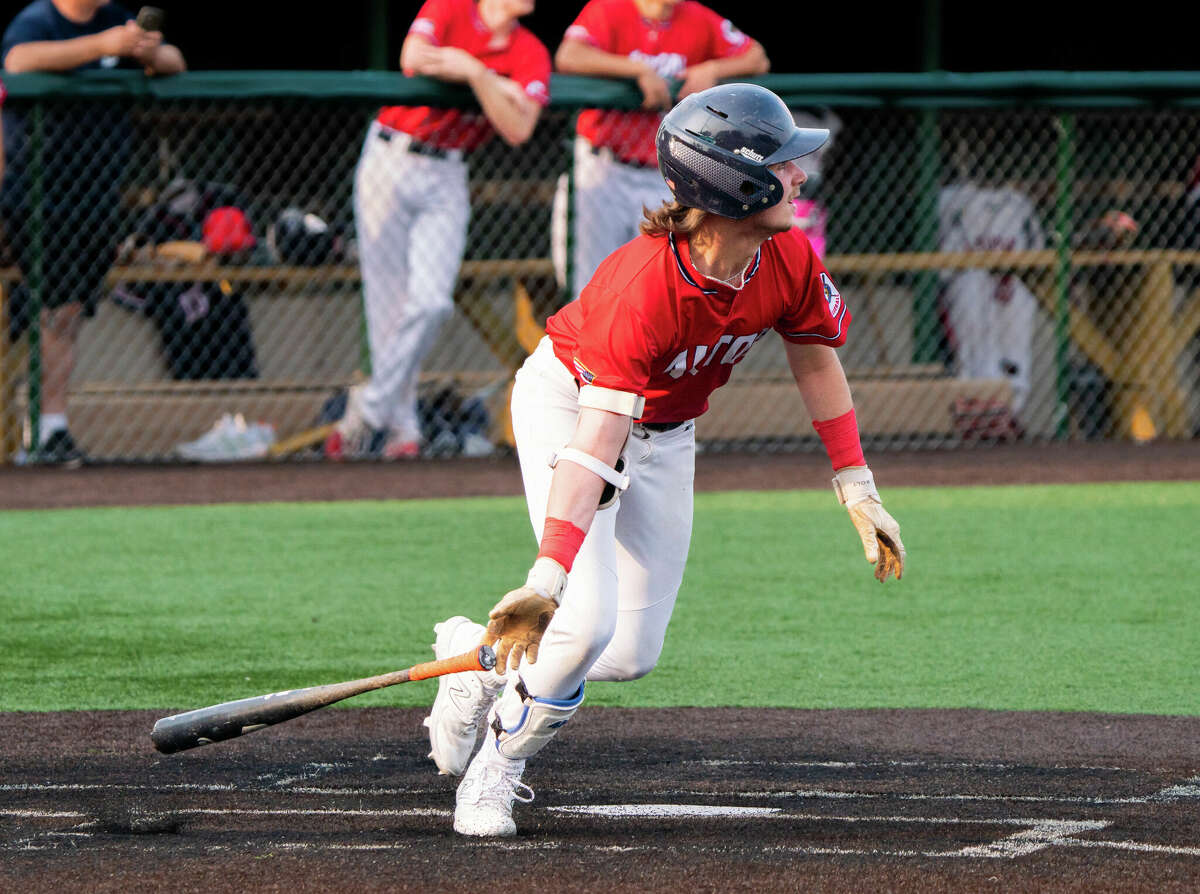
1,482,1196,715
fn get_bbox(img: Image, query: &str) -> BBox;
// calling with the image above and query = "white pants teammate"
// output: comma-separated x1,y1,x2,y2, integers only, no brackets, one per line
943,269,1037,415
509,336,695,698
353,120,471,443
551,136,675,303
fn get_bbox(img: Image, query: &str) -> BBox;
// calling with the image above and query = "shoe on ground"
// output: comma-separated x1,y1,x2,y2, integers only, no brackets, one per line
461,431,496,458
36,428,85,467
175,413,275,462
423,616,504,776
453,746,531,837
324,384,376,460
382,432,420,460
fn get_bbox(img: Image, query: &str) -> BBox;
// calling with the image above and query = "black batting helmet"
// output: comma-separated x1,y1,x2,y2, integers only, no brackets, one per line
268,207,338,265
656,83,830,220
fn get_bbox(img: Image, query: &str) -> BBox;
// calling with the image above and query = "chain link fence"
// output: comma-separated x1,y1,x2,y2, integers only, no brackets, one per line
1,72,1197,463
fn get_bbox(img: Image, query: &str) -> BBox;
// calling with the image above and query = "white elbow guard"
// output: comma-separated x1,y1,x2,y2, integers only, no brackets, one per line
490,677,584,761
551,447,630,510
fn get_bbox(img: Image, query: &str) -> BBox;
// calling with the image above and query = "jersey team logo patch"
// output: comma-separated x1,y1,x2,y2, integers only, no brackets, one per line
820,272,842,317
573,357,597,385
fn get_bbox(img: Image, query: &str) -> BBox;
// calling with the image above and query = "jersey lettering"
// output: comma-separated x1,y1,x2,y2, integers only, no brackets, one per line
664,329,771,378
629,49,687,78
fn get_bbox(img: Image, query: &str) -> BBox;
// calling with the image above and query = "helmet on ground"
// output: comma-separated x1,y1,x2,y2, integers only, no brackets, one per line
656,83,830,220
268,207,338,265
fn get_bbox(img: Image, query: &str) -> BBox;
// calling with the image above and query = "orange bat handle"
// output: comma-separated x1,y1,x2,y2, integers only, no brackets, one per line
407,644,496,681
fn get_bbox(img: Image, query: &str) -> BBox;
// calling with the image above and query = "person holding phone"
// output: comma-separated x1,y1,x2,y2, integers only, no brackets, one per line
1,1,185,465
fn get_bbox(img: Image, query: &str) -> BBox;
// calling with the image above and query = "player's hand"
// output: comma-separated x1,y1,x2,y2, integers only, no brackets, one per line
482,557,567,674
635,68,673,110
677,61,720,100
833,466,906,582
484,588,557,675
98,21,146,58
131,29,163,65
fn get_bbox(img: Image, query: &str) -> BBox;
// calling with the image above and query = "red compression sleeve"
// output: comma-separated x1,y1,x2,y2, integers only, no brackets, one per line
812,408,866,471
537,517,587,572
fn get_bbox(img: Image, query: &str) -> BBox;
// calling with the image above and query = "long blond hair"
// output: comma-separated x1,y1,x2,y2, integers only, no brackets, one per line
640,200,708,237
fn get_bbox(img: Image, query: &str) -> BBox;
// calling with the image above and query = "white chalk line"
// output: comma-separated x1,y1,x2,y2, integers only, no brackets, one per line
255,762,353,788
129,807,452,819
1,781,1189,806
6,772,1197,860
7,807,1199,860
1068,838,1200,857
694,759,1135,773
552,787,1172,805
0,783,442,796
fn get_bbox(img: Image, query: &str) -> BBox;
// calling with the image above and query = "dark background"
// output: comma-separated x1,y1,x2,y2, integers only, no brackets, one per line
0,0,1193,74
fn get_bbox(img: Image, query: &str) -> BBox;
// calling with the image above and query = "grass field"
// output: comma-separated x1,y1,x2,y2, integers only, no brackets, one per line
2,481,1196,715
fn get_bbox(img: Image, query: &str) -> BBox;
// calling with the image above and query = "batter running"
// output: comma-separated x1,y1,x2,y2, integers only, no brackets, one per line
425,83,906,837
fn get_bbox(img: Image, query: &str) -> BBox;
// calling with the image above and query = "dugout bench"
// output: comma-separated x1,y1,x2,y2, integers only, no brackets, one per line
1,249,1196,462
0,257,553,461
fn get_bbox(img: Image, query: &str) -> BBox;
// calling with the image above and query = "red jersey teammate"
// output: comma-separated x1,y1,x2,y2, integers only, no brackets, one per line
425,84,906,837
327,0,550,460
551,0,769,299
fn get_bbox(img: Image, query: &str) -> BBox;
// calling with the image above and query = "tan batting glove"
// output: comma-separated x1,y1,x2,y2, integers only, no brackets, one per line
483,557,566,674
832,466,906,582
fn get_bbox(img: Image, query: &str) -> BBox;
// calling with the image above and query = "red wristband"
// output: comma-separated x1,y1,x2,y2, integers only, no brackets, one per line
812,408,865,471
537,517,587,573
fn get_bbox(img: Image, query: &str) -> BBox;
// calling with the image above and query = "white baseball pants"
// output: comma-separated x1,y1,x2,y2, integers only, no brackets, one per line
551,136,674,302
943,270,1036,414
509,336,696,701
353,120,470,440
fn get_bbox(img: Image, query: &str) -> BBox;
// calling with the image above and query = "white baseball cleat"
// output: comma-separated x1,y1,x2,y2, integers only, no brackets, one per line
324,383,372,460
423,616,504,776
453,746,532,837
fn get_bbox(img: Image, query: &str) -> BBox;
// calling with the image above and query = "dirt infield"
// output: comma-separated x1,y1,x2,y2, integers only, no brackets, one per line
2,708,1199,892
2,442,1197,891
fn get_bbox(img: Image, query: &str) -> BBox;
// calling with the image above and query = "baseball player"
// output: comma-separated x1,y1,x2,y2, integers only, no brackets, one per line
326,0,551,460
938,175,1046,417
551,0,769,301
424,83,906,837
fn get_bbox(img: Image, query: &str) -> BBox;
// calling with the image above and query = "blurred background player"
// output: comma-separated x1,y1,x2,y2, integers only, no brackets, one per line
937,140,1047,427
424,83,905,838
1,0,185,465
326,0,550,460
551,0,768,301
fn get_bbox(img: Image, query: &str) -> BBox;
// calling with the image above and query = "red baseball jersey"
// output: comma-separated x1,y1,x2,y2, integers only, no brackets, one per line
378,0,551,152
546,228,850,423
565,0,754,166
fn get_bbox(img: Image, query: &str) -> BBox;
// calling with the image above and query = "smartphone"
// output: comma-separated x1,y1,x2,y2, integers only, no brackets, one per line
136,6,165,32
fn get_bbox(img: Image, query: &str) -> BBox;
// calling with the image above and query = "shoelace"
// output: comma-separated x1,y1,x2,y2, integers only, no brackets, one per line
463,763,534,807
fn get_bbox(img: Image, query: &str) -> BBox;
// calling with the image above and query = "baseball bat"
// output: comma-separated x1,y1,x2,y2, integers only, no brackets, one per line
151,644,495,754
265,422,334,458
